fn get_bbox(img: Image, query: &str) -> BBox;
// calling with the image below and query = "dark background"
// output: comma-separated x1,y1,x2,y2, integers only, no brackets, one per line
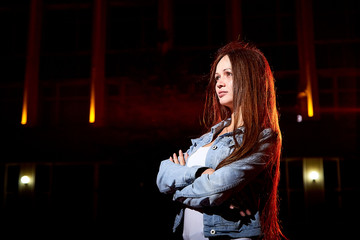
0,0,359,239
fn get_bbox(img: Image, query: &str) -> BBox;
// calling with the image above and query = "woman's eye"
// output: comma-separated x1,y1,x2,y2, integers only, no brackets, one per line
215,75,220,81
225,71,233,77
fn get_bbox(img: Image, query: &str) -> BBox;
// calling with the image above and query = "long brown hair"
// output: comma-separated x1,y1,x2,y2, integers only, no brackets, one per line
203,41,284,240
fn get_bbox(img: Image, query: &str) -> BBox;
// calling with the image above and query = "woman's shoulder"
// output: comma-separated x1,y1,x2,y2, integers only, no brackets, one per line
259,127,279,144
190,131,211,146
260,128,273,137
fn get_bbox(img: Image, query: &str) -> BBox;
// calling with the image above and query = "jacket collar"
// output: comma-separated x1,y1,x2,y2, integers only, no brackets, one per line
210,118,245,136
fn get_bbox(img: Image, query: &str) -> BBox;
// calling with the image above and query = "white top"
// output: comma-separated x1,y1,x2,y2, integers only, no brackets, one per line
186,146,209,168
183,146,210,240
182,146,252,240
183,147,210,240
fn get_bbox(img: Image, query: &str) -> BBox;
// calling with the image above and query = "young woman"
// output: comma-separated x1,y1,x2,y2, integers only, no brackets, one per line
156,41,284,240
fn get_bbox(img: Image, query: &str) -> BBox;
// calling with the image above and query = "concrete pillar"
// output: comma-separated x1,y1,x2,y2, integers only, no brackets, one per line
296,0,319,119
89,0,107,126
21,0,43,126
226,0,242,41
158,0,173,55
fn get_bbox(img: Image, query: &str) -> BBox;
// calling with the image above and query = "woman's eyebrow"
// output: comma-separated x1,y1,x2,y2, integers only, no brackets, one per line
215,68,232,74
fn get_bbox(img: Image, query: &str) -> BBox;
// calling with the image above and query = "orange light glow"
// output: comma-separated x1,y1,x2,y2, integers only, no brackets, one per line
89,82,95,123
306,83,314,118
307,93,314,117
21,91,28,125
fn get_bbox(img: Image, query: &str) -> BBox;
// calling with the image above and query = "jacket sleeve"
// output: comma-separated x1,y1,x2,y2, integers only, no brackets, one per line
156,159,204,194
156,134,208,194
172,129,276,208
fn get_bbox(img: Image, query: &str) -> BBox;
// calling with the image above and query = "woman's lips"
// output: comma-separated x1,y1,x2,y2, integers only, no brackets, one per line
217,91,228,98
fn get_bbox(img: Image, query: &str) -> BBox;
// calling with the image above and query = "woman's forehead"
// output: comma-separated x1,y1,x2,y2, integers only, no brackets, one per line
216,55,232,72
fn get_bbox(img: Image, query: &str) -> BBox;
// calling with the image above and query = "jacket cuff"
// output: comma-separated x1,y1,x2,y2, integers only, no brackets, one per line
184,166,203,184
195,167,209,178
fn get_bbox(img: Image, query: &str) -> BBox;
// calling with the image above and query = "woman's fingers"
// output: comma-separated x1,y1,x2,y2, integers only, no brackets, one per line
229,204,252,217
240,211,246,217
173,153,179,164
185,152,189,161
169,150,187,166
178,150,186,166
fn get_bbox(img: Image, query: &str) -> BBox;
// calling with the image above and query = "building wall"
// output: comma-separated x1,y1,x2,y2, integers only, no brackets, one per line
0,0,359,239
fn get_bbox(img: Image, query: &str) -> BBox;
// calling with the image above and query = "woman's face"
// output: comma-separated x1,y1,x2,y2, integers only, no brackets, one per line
215,55,234,110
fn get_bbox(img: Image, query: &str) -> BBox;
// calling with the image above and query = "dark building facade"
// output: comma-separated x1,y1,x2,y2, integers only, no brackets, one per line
1,0,359,239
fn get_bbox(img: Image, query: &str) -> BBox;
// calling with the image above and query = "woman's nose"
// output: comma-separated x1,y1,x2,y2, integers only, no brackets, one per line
216,78,225,88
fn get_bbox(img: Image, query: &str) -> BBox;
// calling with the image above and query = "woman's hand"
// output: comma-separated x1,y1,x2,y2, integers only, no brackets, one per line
201,168,215,175
230,205,252,217
169,150,188,166
229,188,256,217
200,168,252,217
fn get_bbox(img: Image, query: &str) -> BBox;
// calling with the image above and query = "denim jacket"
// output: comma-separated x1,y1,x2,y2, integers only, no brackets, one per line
156,119,276,239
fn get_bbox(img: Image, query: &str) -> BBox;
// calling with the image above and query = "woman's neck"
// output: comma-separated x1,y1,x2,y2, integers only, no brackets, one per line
229,112,244,129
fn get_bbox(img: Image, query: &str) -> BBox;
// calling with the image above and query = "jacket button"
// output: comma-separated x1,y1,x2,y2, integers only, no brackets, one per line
210,229,216,235
212,145,218,150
